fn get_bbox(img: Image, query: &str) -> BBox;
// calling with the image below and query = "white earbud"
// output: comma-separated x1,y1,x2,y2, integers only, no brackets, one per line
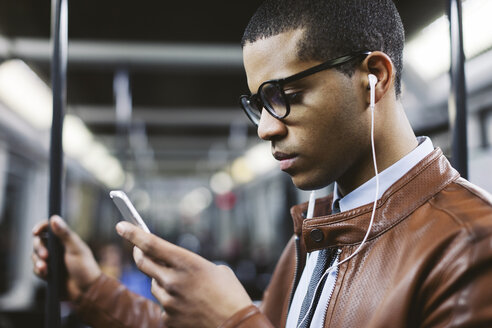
368,74,378,87
368,74,377,110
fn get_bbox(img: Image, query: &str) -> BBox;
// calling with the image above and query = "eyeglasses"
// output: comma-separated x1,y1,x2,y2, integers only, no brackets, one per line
239,51,371,126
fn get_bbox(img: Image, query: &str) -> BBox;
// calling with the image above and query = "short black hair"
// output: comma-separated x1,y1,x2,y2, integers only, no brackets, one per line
241,0,405,96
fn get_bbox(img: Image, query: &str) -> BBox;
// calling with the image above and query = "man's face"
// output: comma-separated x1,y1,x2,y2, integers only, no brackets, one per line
242,29,370,190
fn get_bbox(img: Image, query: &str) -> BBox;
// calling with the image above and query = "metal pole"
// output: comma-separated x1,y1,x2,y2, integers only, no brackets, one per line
447,0,468,179
46,0,68,326
114,69,132,172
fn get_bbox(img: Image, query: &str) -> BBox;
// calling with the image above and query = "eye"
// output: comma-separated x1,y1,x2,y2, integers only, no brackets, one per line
285,92,302,104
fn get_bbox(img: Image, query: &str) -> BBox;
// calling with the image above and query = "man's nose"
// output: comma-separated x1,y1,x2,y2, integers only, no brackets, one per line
257,109,287,141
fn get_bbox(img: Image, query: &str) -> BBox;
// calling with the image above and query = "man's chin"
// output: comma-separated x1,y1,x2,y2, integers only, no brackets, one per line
290,174,331,191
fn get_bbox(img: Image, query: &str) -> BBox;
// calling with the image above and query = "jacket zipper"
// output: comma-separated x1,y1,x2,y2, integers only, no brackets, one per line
322,248,342,326
286,240,340,327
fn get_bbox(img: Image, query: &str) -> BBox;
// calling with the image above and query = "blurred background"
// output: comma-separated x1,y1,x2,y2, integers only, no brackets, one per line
0,0,490,327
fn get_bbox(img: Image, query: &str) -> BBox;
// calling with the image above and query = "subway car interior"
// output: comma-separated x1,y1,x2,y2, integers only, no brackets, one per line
0,0,491,327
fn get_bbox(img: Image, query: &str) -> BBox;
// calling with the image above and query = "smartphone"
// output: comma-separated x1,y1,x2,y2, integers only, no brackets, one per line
110,190,150,233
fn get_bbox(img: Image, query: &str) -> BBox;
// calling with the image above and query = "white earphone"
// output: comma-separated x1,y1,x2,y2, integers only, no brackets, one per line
368,74,377,110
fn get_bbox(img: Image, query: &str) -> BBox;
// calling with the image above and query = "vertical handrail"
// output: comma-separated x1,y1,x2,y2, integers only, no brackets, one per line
46,0,68,327
447,0,468,179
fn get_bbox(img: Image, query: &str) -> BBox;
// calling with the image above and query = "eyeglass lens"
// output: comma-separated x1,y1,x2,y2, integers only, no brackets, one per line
260,82,287,118
241,96,261,124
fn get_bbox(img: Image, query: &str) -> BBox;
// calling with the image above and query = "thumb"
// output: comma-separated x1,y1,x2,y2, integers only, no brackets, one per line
50,215,84,252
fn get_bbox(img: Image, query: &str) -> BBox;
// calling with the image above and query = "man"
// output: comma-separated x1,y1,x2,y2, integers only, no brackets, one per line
33,0,492,327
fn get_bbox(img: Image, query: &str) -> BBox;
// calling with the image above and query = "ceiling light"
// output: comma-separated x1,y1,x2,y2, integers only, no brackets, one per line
462,0,492,58
210,171,233,194
179,187,213,217
0,59,125,187
231,157,255,184
63,115,94,158
0,59,52,129
81,141,125,188
404,0,492,80
405,16,450,80
244,142,277,176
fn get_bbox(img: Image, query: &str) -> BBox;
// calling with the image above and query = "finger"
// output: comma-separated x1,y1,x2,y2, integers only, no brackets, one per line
160,310,172,328
49,215,72,242
49,216,87,254
32,253,47,277
133,247,175,290
151,278,174,310
116,222,193,267
33,236,48,259
32,220,49,236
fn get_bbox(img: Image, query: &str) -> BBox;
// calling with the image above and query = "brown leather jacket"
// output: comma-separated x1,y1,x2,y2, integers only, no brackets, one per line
75,149,492,327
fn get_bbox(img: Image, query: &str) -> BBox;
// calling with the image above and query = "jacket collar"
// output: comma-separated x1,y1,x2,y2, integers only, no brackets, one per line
290,148,460,252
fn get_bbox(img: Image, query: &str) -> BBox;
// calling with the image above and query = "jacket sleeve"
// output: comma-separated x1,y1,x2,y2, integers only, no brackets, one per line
74,236,300,328
421,231,492,327
219,305,275,328
75,274,165,328
75,274,275,328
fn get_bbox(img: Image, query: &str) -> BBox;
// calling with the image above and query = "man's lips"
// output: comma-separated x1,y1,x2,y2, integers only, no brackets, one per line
273,152,298,170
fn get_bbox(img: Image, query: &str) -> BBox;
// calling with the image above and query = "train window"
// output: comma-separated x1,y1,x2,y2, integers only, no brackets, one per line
0,149,32,294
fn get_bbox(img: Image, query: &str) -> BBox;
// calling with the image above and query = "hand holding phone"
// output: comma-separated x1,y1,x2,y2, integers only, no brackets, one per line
110,190,150,233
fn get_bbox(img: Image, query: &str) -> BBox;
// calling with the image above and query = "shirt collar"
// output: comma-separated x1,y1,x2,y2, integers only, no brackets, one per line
332,136,434,212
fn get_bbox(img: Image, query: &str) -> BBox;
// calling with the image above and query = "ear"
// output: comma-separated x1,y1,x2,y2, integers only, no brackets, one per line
362,51,394,105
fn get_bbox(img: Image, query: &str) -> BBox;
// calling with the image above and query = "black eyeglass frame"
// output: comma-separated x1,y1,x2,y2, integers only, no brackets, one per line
240,51,371,126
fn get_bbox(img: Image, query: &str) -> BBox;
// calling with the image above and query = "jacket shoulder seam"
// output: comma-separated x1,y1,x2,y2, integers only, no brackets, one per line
428,180,492,241
454,178,492,207
428,197,475,238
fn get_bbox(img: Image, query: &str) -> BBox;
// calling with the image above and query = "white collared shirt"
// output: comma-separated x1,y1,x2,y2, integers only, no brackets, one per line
286,137,434,328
